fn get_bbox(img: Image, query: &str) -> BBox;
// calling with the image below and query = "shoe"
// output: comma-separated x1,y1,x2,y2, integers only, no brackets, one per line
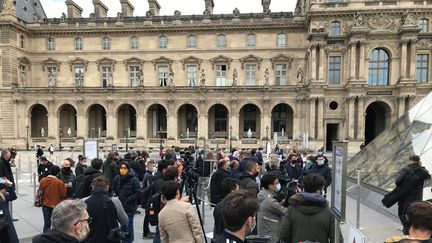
143,232,155,239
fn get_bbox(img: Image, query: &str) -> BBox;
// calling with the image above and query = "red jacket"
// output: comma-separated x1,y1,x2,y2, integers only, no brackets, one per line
39,175,66,208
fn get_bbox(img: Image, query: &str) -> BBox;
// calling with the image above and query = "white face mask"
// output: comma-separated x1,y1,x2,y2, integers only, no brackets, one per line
250,216,256,234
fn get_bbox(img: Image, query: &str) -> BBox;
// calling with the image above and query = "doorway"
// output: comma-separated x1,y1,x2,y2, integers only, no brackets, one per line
326,123,339,151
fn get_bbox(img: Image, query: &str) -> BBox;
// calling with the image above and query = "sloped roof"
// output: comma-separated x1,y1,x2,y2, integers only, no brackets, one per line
1,0,47,23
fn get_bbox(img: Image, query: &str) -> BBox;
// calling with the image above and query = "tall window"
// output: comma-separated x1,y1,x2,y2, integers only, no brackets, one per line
74,67,84,87
159,36,168,49
328,56,342,84
417,54,429,82
217,34,225,48
214,108,227,132
276,64,287,85
277,34,286,47
75,37,83,50
102,37,110,50
419,19,429,33
130,36,138,49
158,66,168,86
188,35,197,48
101,66,112,87
47,37,55,51
273,105,287,134
129,66,140,87
247,34,256,47
20,35,24,48
368,49,389,86
243,106,257,132
187,65,197,86
245,64,256,86
330,21,341,36
216,65,227,86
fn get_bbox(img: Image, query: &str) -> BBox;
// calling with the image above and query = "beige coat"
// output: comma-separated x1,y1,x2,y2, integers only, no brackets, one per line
158,199,204,243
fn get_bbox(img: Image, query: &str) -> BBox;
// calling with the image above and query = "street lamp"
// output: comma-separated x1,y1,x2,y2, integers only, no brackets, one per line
124,128,129,152
25,125,29,151
229,126,233,151
59,128,63,151
159,130,163,152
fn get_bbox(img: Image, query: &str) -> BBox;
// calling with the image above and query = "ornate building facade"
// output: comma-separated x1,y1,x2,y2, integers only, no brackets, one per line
0,0,431,151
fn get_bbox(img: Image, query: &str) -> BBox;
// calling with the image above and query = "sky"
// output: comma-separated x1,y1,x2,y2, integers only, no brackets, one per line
41,0,296,18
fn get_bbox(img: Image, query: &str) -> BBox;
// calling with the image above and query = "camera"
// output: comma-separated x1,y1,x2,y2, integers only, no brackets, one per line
107,228,129,241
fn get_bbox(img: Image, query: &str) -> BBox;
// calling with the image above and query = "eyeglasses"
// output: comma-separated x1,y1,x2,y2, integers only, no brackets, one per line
74,217,92,226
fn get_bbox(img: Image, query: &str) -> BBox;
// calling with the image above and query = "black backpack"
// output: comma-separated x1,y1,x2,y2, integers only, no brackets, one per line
145,191,164,226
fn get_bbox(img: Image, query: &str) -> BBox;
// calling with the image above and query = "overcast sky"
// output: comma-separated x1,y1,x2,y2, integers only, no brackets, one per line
42,0,296,18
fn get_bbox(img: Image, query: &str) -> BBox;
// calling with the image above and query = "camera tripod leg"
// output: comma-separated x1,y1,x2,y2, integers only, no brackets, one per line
191,190,208,243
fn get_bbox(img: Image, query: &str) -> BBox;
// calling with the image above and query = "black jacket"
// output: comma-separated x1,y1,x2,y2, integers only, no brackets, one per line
103,158,118,191
239,172,259,196
0,157,14,186
75,163,87,178
142,170,154,190
210,168,230,204
305,164,332,188
37,162,54,182
395,163,431,206
113,170,142,214
215,230,249,243
32,230,79,243
73,167,103,199
130,159,146,181
213,201,225,239
58,168,75,198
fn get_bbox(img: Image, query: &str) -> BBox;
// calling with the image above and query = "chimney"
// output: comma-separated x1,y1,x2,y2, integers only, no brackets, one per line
93,0,109,18
204,0,214,14
120,0,135,17
148,0,161,16
65,0,83,18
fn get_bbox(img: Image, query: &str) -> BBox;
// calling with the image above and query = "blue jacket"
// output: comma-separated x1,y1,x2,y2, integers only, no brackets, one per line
285,162,303,183
113,170,142,214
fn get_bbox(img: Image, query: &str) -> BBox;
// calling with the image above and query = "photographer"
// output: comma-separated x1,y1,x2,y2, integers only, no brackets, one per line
83,176,128,243
210,158,231,205
0,177,18,243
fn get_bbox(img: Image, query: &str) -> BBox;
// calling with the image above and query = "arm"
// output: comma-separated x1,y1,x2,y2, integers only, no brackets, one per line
126,178,142,203
111,197,128,226
246,180,259,196
279,207,292,243
158,216,169,243
186,203,204,243
59,181,67,199
268,198,286,216
395,167,409,186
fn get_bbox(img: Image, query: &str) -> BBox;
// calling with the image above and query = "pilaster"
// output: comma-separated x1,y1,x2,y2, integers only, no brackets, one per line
357,96,365,141
317,97,324,140
309,97,316,139
348,96,355,140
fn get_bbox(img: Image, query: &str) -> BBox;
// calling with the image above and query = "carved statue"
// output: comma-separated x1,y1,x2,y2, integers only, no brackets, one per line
33,13,41,22
233,8,240,17
90,13,96,21
146,11,153,18
2,0,15,13
107,72,113,87
200,69,206,86
264,68,270,86
174,10,181,19
262,0,271,12
116,12,123,21
203,9,210,17
297,68,304,83
294,5,302,15
61,12,67,22
76,70,84,88
48,70,56,87
401,10,416,26
232,68,238,86
168,68,175,87
20,69,26,87
138,69,144,86
353,11,366,27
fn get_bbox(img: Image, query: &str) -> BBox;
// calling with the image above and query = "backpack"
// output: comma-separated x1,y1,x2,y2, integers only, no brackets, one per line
145,191,165,226
74,174,92,198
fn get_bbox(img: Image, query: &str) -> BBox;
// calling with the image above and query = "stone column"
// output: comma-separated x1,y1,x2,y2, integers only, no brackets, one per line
136,115,146,139
230,114,239,143
409,40,417,79
310,45,317,81
106,101,117,138
357,96,365,141
47,101,57,138
317,97,324,140
76,110,87,139
358,42,366,80
398,96,406,118
318,44,325,81
309,98,316,139
198,114,208,139
400,40,408,80
348,97,355,139
349,42,357,80
293,98,302,140
166,114,177,141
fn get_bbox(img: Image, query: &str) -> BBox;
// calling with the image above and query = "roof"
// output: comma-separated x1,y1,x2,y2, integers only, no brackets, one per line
1,0,47,23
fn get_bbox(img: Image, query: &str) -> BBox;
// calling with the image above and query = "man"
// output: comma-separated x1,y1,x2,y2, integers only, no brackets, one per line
32,199,91,243
255,147,264,164
0,150,15,187
285,153,303,188
75,155,87,178
239,160,260,196
158,181,204,243
385,201,432,243
48,144,54,156
257,174,286,243
103,152,118,193
142,160,156,239
36,145,44,164
307,155,332,195
210,158,231,205
74,158,103,199
229,160,241,180
213,178,240,240
239,150,252,172
37,156,54,181
394,155,431,234
58,159,76,199
279,174,343,243
83,176,128,243
215,189,260,243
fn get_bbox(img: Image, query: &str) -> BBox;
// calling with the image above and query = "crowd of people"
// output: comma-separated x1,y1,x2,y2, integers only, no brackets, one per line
0,144,429,243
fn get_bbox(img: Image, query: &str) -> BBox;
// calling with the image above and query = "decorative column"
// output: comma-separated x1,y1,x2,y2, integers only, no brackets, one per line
317,97,324,140
136,100,146,139
47,99,58,138
230,98,239,143
106,100,117,139
398,96,407,118
358,41,366,80
309,97,316,139
348,97,355,139
349,41,357,80
261,97,271,142
198,98,208,140
76,100,87,138
318,43,326,81
409,40,417,79
166,99,177,141
357,96,365,141
310,44,318,81
400,40,408,80
293,98,302,140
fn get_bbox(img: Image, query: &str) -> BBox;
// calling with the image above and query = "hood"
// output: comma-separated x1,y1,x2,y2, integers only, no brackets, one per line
153,171,165,180
103,158,114,166
257,189,272,203
83,167,101,175
33,230,78,243
239,172,255,180
288,192,328,216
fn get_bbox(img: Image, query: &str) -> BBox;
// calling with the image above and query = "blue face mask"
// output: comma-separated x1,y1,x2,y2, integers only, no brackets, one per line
318,160,325,166
275,183,281,192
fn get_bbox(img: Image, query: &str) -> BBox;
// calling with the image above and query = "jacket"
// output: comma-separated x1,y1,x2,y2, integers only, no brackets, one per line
210,168,230,204
39,175,66,208
73,167,102,199
0,189,19,243
130,159,146,181
113,170,142,214
213,200,224,239
279,192,343,243
58,168,75,198
142,170,154,190
38,162,54,181
257,189,286,243
214,230,249,243
395,163,431,206
305,164,332,188
158,199,204,243
103,158,118,190
32,230,79,243
285,163,303,182
239,172,259,196
0,157,14,186
75,163,87,178
229,168,241,180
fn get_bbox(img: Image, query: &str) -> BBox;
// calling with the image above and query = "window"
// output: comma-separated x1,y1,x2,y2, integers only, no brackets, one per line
276,64,287,85
243,106,257,132
247,34,256,47
419,19,429,33
368,49,389,86
187,65,197,86
330,21,341,36
185,107,198,132
328,56,342,84
47,67,57,77
273,105,287,135
188,35,197,48
131,36,138,49
101,66,112,87
217,34,225,48
74,67,84,87
158,66,168,86
245,64,256,86
159,36,168,49
214,108,227,132
216,65,227,86
102,37,110,50
277,34,286,47
47,37,55,51
75,37,83,50
20,35,24,48
130,66,140,87
416,54,429,82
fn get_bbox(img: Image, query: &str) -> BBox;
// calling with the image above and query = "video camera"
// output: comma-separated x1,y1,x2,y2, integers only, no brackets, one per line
275,180,300,207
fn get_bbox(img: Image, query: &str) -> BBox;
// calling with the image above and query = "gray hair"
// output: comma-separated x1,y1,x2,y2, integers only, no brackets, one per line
269,158,279,169
51,199,87,233
1,149,10,158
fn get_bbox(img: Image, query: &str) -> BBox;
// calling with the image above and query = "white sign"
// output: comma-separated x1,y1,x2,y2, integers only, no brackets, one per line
334,146,344,215
331,141,347,221
84,140,98,161
348,225,365,243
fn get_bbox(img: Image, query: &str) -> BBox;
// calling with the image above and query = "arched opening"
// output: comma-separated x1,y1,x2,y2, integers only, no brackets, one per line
368,48,390,86
208,104,229,139
271,104,294,139
365,101,391,144
117,104,137,138
178,104,198,139
147,104,167,139
239,104,261,138
31,104,48,137
59,104,77,137
88,104,107,138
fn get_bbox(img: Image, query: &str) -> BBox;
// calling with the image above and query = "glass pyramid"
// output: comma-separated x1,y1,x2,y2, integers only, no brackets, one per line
347,92,432,195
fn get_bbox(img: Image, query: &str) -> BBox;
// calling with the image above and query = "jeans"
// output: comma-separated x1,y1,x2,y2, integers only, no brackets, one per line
42,206,53,233
121,213,135,243
152,226,161,243
143,214,150,236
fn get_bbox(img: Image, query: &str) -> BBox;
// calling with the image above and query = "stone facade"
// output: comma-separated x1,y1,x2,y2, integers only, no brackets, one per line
0,0,431,152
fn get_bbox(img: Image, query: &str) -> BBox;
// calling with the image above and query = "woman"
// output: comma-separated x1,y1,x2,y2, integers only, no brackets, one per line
39,165,66,232
113,161,142,243
0,178,18,243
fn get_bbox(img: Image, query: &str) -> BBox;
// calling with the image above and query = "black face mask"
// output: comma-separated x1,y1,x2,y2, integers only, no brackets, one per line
290,160,297,164
64,167,71,172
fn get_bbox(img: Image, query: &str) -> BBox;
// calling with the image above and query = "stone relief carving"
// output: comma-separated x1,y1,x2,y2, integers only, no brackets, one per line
200,69,206,86
76,70,84,88
401,10,416,26
353,11,366,27
417,39,432,49
232,68,238,87
20,69,26,87
264,68,270,86
48,70,57,88
368,14,395,30
168,68,175,87
297,68,304,83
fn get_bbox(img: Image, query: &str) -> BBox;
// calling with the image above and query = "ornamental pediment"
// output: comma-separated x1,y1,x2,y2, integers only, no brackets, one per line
68,57,89,71
18,56,31,66
181,56,203,70
123,57,144,70
270,54,293,69
240,54,263,69
96,57,117,71
210,55,232,69
151,56,174,70
41,58,61,71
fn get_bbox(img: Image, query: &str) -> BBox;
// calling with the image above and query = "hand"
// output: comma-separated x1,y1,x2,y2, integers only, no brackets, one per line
180,196,190,202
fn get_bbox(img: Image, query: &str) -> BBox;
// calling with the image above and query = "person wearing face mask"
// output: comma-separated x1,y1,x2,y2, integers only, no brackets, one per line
75,155,87,178
113,161,142,243
257,174,286,243
285,153,303,188
142,160,157,239
239,160,260,196
210,158,231,205
315,155,332,195
215,189,260,243
33,199,92,243
59,159,76,199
